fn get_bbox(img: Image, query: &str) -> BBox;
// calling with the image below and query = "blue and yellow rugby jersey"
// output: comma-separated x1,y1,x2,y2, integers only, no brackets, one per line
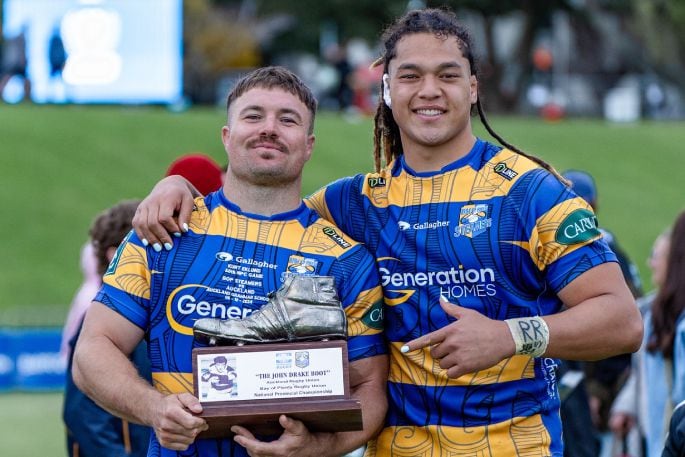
307,139,617,457
95,191,386,457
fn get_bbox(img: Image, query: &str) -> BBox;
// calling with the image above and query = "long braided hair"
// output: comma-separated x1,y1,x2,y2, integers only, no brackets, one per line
372,7,564,182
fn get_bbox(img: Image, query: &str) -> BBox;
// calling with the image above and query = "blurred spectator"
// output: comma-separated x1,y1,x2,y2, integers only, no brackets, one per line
610,209,685,457
60,242,100,360
0,25,31,102
166,153,223,195
662,400,685,457
561,170,644,457
325,43,353,112
63,199,151,457
350,62,382,115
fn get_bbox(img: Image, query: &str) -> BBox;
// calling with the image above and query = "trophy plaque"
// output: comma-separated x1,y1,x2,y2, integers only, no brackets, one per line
192,340,363,439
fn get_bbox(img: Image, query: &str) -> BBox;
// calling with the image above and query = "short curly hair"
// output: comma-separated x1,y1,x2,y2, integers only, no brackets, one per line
89,200,141,275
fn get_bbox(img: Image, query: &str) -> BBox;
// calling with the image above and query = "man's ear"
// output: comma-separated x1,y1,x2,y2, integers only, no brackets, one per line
304,134,315,162
221,125,231,149
470,75,478,104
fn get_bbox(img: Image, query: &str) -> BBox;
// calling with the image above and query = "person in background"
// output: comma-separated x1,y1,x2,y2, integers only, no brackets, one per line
131,8,643,456
662,399,685,457
610,209,685,457
60,241,100,360
165,153,223,197
0,25,31,102
61,153,223,357
63,199,151,457
562,169,644,457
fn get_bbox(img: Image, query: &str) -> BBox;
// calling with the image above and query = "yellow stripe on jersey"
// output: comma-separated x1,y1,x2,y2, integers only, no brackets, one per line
304,188,333,223
345,287,384,337
152,372,194,395
388,343,535,386
366,414,552,457
359,149,539,207
191,198,355,256
527,197,599,270
102,243,150,300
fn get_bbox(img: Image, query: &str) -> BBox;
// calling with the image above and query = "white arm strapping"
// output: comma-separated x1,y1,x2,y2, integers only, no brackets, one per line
505,316,550,357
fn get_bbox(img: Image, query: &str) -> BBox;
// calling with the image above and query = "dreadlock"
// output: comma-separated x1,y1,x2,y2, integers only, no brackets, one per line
372,7,566,183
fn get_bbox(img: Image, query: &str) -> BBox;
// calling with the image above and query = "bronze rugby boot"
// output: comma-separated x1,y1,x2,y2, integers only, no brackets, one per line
193,275,347,346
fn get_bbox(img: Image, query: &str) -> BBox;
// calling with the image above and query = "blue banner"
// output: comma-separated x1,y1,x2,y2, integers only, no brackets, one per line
0,327,65,391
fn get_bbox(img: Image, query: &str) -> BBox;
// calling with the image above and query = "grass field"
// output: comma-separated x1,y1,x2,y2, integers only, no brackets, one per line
0,392,65,456
1,103,683,318
0,103,684,455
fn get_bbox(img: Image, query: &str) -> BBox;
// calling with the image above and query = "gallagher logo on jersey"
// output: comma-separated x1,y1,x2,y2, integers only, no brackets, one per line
454,204,492,238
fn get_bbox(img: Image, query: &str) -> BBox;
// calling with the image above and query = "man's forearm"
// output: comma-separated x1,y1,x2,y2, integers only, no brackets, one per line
73,334,162,426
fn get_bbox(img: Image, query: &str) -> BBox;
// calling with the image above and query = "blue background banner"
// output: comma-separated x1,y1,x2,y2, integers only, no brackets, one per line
0,327,65,391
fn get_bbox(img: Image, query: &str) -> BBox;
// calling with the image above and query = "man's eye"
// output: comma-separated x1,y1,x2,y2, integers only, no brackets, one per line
398,74,418,80
281,117,297,124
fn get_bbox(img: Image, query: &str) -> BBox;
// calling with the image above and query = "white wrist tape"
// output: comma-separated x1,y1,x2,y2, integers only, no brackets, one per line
505,316,549,357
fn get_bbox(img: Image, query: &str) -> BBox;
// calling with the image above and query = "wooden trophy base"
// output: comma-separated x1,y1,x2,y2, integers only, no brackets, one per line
198,397,362,439
193,340,363,439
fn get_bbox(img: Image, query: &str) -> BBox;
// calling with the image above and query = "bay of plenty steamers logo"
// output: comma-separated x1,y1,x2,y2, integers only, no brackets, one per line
454,204,492,238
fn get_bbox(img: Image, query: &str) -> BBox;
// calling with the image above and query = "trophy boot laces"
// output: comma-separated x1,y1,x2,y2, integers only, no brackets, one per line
193,275,347,346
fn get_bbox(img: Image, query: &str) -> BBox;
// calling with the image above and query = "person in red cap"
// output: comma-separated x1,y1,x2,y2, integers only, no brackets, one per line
165,153,223,196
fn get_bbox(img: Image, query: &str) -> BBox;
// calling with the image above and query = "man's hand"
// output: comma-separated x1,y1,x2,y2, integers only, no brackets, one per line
232,415,324,457
132,175,199,251
401,297,515,378
151,392,208,451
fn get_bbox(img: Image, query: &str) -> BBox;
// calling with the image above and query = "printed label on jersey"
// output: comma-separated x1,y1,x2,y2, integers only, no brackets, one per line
542,357,559,399
379,260,497,300
167,284,255,335
494,162,518,180
360,299,384,330
105,231,132,276
286,255,318,275
368,177,387,188
322,227,351,248
282,255,318,282
555,209,600,245
216,252,233,262
454,204,492,238
398,220,450,231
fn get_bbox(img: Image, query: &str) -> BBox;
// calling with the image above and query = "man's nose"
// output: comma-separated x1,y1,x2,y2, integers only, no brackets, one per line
418,75,440,98
259,115,279,137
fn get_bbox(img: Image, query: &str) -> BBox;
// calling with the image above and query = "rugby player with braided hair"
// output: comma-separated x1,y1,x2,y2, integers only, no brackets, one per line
133,8,642,456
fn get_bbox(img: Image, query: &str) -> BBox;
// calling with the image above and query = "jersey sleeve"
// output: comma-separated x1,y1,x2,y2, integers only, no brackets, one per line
512,169,617,293
330,245,387,362
93,230,152,330
306,175,367,243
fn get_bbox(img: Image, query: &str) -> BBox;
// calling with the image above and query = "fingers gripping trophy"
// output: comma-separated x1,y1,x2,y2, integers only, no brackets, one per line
191,275,363,439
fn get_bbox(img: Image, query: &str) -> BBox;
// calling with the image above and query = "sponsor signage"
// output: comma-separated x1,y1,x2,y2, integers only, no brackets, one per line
0,328,65,391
